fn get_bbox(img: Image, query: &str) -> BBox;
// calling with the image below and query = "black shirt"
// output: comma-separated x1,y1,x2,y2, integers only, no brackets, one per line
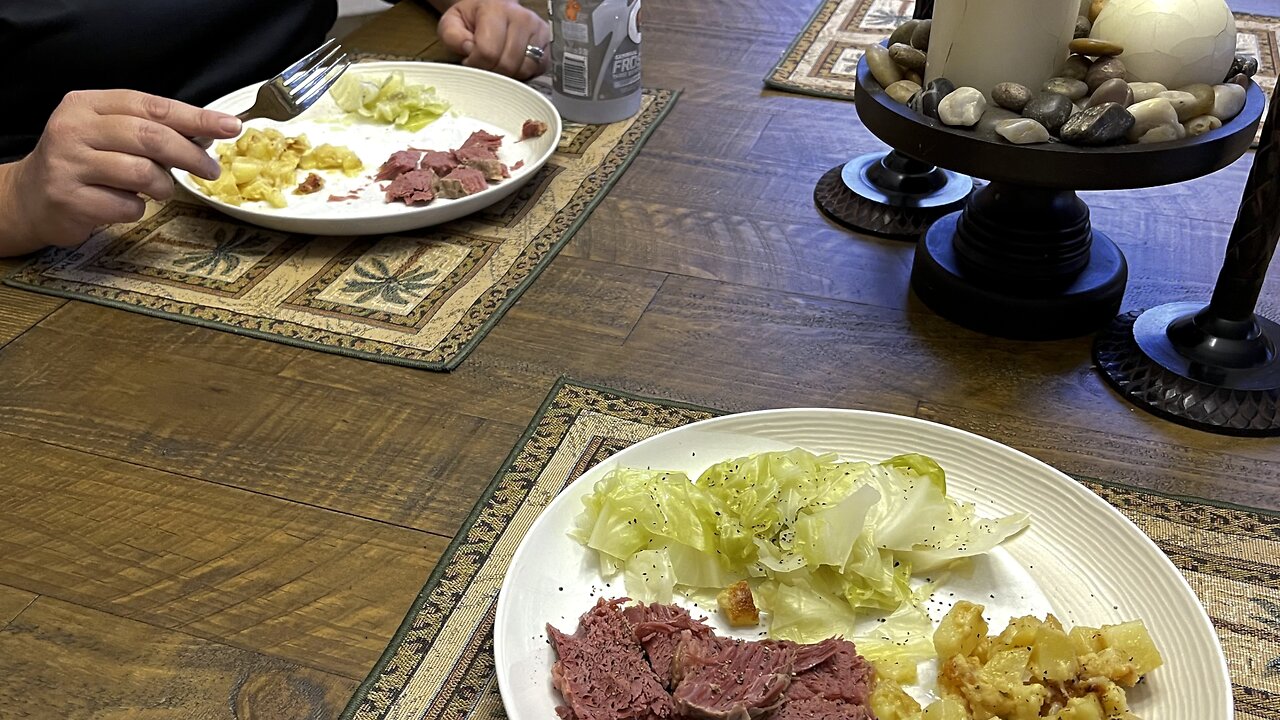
0,0,339,160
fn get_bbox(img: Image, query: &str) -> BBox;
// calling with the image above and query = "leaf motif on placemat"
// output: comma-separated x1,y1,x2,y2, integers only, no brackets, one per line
340,258,440,306
170,226,275,278
1252,597,1280,672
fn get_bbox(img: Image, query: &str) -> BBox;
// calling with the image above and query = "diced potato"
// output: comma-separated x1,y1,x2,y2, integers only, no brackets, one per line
1049,695,1104,720
1030,624,1079,682
922,697,969,720
716,580,759,627
1068,625,1105,656
1101,620,1163,676
935,601,989,659
873,656,919,685
980,647,1030,684
194,127,361,207
869,677,923,720
1094,679,1130,715
993,615,1044,653
938,653,982,699
1078,647,1142,687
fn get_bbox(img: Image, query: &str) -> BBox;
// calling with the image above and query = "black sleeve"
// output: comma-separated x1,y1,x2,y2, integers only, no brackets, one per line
0,0,338,161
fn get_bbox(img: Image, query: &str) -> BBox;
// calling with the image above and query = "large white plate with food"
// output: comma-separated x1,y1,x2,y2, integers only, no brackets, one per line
175,61,561,235
493,408,1230,719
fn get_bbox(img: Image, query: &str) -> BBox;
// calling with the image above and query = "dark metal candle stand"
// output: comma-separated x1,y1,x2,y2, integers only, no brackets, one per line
813,0,973,241
1094,90,1280,436
852,55,1265,340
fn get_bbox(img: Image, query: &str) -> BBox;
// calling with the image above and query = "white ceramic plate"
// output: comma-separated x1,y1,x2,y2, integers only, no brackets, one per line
175,61,562,235
493,409,1231,719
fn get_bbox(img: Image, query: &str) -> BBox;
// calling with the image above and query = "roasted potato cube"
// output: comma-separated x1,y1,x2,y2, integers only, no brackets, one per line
1078,647,1142,687
873,656,919,685
922,697,969,720
1048,695,1104,720
993,615,1044,653
1068,625,1105,656
935,601,988,659
1030,624,1079,682
716,580,759,627
1093,679,1129,715
869,678,922,720
1101,620,1163,676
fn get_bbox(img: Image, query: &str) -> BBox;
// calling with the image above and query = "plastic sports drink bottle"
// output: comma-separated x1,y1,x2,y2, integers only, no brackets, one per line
547,0,642,123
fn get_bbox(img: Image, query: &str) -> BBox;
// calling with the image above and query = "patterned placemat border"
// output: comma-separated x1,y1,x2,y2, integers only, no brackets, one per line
341,377,1280,720
4,85,677,372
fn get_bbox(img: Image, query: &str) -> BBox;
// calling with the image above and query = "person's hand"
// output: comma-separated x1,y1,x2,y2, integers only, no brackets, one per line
0,90,242,256
439,0,551,80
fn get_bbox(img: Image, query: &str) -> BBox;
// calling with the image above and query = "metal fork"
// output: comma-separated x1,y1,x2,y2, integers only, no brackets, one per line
194,38,351,146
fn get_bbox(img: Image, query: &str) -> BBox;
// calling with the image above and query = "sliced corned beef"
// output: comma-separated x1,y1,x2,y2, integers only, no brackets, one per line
453,143,499,163
419,150,459,176
548,598,675,720
384,169,437,205
522,118,549,139
623,603,714,689
671,636,794,720
462,157,510,181
460,129,504,151
376,149,422,181
782,639,874,705
436,166,488,198
771,697,873,720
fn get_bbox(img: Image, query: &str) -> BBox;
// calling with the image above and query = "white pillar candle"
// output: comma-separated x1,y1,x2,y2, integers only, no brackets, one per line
925,0,1080,100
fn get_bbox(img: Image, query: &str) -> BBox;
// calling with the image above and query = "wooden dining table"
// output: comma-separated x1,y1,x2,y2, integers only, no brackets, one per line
1,1,1277,717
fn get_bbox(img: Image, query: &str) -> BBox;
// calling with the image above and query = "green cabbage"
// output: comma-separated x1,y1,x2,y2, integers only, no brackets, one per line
569,448,1029,664
329,71,450,132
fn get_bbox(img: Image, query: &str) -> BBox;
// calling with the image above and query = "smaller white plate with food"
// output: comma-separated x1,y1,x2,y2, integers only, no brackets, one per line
174,61,562,236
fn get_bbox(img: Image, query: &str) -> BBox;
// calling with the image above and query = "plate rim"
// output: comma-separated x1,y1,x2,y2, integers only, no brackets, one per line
492,406,1232,719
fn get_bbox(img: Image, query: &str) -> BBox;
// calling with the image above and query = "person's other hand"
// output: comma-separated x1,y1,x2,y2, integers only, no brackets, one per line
0,90,241,255
439,0,551,80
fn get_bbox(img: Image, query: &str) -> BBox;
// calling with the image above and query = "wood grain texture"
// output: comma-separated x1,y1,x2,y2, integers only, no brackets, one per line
0,584,35,630
0,596,357,720
0,432,447,679
0,257,65,348
0,304,526,533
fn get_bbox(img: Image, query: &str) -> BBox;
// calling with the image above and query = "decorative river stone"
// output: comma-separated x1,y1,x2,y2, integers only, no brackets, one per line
995,118,1052,144
1212,83,1246,121
889,43,927,73
910,20,931,51
909,78,956,120
886,80,921,104
865,44,902,88
1043,77,1089,101
1178,84,1216,119
1022,92,1075,134
1087,77,1133,108
1184,115,1223,137
1226,55,1259,79
975,107,1021,137
1158,90,1201,123
938,87,987,127
1086,57,1127,93
1069,38,1123,57
1059,102,1134,145
993,82,1032,112
889,20,919,47
1125,97,1179,142
1060,54,1092,81
1129,82,1168,103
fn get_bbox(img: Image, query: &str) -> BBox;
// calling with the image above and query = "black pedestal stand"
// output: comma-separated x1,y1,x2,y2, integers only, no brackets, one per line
852,50,1264,340
1094,90,1280,436
813,0,972,241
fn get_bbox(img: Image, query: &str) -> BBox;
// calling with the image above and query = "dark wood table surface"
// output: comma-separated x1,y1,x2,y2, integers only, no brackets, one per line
1,1,1277,716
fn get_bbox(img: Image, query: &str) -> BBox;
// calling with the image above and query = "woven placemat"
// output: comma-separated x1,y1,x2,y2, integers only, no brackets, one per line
765,0,1276,142
4,87,676,371
342,378,1280,720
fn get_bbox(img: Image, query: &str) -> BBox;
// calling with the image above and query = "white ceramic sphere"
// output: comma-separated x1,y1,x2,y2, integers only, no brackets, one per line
1090,0,1236,89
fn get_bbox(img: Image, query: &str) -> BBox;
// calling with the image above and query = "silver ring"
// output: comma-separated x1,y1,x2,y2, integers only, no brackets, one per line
524,44,545,61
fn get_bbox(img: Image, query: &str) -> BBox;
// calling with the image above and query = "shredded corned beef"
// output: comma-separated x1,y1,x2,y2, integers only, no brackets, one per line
384,169,437,205
376,149,422,181
671,636,795,720
436,166,488,198
548,598,675,720
522,118,549,140
623,603,715,689
549,601,877,720
419,150,459,176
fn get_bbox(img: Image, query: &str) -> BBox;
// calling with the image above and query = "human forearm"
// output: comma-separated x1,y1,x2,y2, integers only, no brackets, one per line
0,161,44,257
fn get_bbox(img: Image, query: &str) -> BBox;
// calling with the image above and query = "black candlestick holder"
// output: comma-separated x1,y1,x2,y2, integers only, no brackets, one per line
813,0,973,241
1094,83,1280,436
853,52,1265,340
